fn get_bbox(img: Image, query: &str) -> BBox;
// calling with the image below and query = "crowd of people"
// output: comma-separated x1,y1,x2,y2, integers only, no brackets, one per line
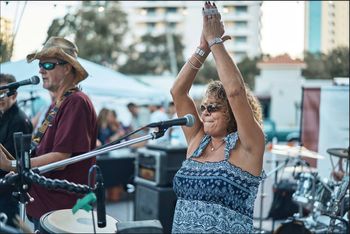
0,2,267,233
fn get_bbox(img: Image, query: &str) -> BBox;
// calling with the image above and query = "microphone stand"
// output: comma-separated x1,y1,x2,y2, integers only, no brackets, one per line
257,157,291,233
0,128,168,223
8,133,33,222
36,129,166,174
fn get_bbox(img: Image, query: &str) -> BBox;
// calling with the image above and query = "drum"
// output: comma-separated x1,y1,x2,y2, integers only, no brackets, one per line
268,179,298,220
314,178,335,212
292,173,318,206
39,209,118,233
274,219,312,234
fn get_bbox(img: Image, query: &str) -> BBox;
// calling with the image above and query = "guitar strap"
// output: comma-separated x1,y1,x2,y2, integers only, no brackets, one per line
31,88,78,147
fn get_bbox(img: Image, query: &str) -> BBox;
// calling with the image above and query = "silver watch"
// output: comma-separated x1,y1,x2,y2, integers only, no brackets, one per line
195,47,206,57
208,37,223,48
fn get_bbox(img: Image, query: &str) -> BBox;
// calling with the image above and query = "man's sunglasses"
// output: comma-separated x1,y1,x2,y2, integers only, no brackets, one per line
200,103,223,113
39,61,68,70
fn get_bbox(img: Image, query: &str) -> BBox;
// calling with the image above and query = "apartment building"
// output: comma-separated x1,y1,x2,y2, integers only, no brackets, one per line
120,1,262,62
304,1,349,53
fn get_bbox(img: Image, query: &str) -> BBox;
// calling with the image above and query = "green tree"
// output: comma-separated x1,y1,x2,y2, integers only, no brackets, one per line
119,33,185,75
196,55,262,88
302,51,329,79
326,46,349,78
0,36,13,63
196,59,219,84
46,1,128,69
302,46,349,79
237,55,261,90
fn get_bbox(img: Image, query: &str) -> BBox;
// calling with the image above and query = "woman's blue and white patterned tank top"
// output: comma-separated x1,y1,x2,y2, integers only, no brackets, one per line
172,132,266,233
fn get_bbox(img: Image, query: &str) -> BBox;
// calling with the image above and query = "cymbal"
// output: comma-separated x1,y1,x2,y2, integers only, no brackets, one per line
284,166,318,173
327,148,349,159
267,144,325,159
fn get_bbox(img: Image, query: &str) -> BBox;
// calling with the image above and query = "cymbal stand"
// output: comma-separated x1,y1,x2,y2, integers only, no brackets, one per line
257,157,291,233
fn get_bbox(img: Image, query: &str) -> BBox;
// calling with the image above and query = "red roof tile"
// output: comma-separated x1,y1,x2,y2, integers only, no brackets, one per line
259,54,305,65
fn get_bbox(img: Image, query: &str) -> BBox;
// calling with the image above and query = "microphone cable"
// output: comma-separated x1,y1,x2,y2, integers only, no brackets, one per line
88,165,100,234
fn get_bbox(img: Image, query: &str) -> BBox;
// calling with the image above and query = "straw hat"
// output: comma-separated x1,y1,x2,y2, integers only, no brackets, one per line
26,37,88,83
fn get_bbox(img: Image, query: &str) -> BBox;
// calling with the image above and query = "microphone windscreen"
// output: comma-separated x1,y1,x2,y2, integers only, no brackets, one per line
31,76,40,85
185,114,195,127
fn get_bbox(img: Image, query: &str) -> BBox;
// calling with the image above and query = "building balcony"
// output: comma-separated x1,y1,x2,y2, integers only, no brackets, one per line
133,13,184,23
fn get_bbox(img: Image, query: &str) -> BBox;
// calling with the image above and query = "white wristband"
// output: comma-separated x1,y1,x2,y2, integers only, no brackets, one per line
208,37,223,48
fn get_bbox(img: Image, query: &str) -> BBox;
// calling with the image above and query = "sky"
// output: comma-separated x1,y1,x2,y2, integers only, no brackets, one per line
0,1,305,61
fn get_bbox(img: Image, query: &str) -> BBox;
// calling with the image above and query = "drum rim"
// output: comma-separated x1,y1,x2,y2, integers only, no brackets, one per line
39,209,118,233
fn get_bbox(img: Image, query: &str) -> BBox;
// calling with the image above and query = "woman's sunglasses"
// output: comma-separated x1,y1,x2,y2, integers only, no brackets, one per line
39,61,68,70
200,103,223,113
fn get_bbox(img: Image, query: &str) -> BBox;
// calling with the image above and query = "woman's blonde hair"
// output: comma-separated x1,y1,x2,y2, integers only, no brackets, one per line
204,80,263,133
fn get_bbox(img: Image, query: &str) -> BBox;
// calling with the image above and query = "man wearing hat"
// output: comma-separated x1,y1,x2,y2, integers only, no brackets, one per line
0,37,98,230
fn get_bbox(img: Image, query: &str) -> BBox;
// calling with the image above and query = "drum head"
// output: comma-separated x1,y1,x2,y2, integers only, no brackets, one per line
40,209,117,233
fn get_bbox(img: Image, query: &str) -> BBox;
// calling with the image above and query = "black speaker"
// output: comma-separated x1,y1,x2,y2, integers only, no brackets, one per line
134,181,177,233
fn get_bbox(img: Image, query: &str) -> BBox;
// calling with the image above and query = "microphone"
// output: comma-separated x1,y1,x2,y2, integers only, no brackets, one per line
95,169,106,228
148,114,195,128
0,76,40,90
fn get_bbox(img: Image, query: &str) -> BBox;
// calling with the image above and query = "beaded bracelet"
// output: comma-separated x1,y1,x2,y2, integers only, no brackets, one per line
192,55,203,65
187,59,201,70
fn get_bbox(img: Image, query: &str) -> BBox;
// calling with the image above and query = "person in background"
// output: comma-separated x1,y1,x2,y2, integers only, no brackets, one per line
0,73,33,228
170,2,265,233
106,109,126,142
0,37,97,231
167,101,187,146
148,102,170,145
97,108,125,146
96,108,126,202
97,108,112,146
126,102,143,132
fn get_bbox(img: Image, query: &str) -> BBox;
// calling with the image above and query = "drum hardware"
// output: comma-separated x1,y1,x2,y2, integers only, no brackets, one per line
313,178,335,214
258,144,321,233
327,147,349,183
327,175,349,233
0,213,22,234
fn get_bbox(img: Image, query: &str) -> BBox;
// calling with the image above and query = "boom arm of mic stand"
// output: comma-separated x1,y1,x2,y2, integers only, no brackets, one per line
266,157,290,178
36,131,160,175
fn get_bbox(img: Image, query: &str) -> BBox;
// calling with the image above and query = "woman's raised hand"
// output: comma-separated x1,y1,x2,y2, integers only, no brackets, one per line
202,1,230,45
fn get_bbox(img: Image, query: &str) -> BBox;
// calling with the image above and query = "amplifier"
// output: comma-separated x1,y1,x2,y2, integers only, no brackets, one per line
134,180,177,233
135,145,186,187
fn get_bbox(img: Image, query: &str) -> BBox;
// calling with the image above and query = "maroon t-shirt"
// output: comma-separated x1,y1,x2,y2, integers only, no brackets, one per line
27,91,97,219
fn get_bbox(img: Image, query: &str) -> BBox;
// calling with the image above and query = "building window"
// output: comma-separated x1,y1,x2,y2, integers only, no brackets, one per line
147,8,156,16
235,21,247,28
166,7,177,14
169,22,176,29
147,22,156,32
234,36,247,44
235,6,247,14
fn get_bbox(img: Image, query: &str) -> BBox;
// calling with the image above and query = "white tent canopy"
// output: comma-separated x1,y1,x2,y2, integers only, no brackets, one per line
1,58,170,124
0,58,167,102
